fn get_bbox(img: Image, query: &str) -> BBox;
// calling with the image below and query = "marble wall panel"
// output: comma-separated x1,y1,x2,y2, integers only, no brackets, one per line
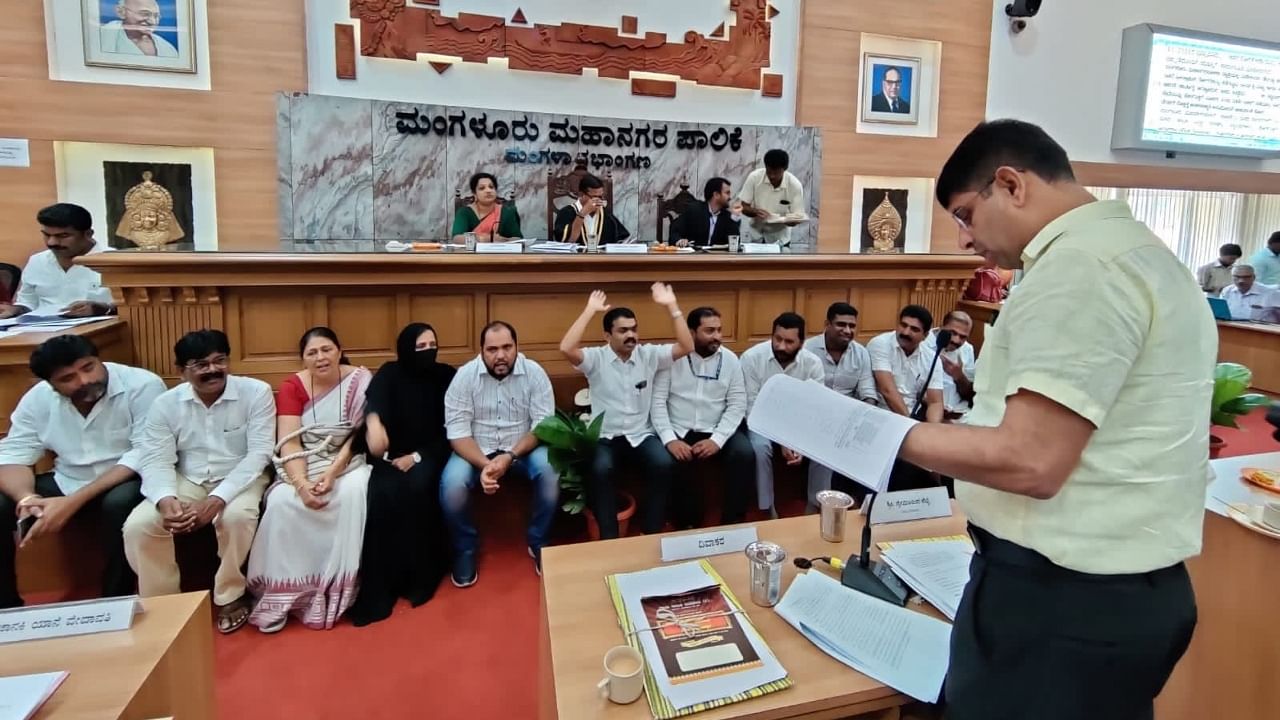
808,128,823,249
629,121,702,244
443,109,580,242
372,101,449,240
290,95,374,240
282,94,820,245
276,94,293,241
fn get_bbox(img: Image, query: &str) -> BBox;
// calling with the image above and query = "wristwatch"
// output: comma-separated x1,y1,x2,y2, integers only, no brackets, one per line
412,452,422,464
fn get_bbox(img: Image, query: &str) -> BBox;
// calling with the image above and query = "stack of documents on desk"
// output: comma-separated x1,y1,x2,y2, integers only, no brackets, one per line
878,537,974,620
0,316,105,335
0,671,68,720
748,375,917,492
775,570,951,702
606,560,791,718
527,241,580,253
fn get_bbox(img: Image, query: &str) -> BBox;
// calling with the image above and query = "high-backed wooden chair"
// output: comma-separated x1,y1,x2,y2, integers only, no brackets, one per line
547,164,613,238
0,262,20,305
655,179,700,245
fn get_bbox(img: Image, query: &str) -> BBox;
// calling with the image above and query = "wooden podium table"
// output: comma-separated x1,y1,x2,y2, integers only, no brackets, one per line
0,592,216,720
539,507,968,720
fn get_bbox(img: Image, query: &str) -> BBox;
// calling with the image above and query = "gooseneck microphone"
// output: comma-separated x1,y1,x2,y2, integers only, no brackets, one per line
910,329,952,421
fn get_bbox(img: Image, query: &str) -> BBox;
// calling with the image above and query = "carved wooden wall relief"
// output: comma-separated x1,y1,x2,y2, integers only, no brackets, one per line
346,0,783,96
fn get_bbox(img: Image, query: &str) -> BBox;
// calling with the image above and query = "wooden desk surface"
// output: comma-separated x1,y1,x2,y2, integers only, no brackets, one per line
0,592,215,720
1216,320,1280,395
540,506,968,720
0,318,128,358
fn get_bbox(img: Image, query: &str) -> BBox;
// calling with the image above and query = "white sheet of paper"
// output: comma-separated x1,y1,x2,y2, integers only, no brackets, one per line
748,375,917,492
774,570,951,703
880,540,974,620
0,138,30,168
612,561,788,710
0,671,68,720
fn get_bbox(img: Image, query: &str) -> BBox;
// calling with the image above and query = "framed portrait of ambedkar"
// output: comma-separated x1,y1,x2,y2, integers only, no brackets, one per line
860,53,921,126
81,0,197,73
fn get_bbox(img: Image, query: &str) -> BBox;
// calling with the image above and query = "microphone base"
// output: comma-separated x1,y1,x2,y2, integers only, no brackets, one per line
841,556,910,606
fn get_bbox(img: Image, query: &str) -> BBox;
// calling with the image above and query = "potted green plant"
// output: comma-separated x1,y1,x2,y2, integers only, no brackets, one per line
1209,362,1270,458
534,409,636,539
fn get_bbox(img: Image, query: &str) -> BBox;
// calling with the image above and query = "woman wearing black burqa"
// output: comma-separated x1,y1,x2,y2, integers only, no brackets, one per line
347,322,456,626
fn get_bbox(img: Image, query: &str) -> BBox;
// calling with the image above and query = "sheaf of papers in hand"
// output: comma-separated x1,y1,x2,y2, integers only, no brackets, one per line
611,561,788,711
747,374,917,492
775,570,951,703
0,671,68,720
878,538,974,620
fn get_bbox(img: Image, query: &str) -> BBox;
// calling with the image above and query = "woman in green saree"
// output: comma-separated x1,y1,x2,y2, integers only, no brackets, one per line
451,172,522,242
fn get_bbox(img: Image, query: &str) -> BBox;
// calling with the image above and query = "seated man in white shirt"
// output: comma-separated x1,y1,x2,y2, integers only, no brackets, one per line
0,204,114,320
868,305,946,491
651,307,754,529
442,321,559,584
934,310,977,420
1219,264,1278,321
0,335,164,608
123,330,275,634
560,283,694,538
803,302,877,510
741,312,825,517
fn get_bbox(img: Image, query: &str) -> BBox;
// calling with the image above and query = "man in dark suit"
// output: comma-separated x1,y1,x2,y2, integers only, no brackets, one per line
671,177,742,248
552,173,631,245
870,66,911,114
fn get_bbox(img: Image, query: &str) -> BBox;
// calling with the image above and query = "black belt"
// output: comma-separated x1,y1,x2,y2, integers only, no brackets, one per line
966,523,1182,584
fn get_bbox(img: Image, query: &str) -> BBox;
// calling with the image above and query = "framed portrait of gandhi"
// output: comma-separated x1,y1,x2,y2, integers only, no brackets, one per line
81,0,197,73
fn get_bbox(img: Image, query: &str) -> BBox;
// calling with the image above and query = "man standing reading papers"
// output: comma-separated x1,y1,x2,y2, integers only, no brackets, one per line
900,120,1213,719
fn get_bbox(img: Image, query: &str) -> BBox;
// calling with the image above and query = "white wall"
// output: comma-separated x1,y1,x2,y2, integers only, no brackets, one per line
307,0,800,126
44,0,211,91
55,142,219,251
986,0,1280,173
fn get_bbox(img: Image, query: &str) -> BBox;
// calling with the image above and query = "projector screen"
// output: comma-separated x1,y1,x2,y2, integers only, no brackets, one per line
1112,25,1280,158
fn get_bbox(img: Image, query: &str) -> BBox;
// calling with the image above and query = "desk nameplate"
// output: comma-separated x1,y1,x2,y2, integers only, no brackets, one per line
0,595,139,644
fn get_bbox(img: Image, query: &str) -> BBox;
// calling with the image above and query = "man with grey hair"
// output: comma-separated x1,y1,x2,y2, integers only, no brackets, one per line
100,0,180,58
1219,264,1277,321
934,310,977,419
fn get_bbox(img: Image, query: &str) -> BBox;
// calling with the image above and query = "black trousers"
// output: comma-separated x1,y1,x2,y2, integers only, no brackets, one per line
670,429,754,530
945,525,1197,720
0,473,143,608
589,436,673,538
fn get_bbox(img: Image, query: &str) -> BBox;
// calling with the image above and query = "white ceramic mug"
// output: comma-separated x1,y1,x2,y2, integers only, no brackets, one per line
1262,500,1280,530
596,645,645,704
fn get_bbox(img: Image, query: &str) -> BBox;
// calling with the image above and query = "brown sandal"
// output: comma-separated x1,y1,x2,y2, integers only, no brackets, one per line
216,596,252,634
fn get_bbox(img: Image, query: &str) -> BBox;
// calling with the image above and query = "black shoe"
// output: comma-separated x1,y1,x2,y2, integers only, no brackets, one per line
528,546,541,577
451,552,478,588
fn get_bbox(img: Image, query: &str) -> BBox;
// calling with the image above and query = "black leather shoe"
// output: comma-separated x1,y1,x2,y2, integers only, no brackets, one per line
451,552,478,588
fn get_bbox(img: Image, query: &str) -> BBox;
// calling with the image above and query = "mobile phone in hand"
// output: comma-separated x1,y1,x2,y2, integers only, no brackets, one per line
16,514,36,543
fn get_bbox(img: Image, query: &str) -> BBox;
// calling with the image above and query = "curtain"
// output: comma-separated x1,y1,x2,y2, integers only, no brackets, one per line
1086,187,1279,268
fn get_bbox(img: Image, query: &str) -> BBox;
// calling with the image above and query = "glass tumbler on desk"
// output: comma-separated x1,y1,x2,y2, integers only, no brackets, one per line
816,490,855,542
728,235,741,253
463,232,478,251
744,541,786,607
585,234,600,253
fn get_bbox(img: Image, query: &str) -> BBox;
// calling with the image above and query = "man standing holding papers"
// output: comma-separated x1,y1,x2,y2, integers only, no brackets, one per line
901,120,1214,719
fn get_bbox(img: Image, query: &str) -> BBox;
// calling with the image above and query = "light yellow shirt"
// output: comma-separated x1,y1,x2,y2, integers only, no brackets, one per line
956,200,1218,574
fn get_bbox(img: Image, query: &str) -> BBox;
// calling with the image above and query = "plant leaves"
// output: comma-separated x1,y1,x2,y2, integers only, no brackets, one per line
1212,363,1252,411
562,498,587,515
1220,393,1270,416
1211,409,1240,429
586,412,604,443
534,415,576,449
